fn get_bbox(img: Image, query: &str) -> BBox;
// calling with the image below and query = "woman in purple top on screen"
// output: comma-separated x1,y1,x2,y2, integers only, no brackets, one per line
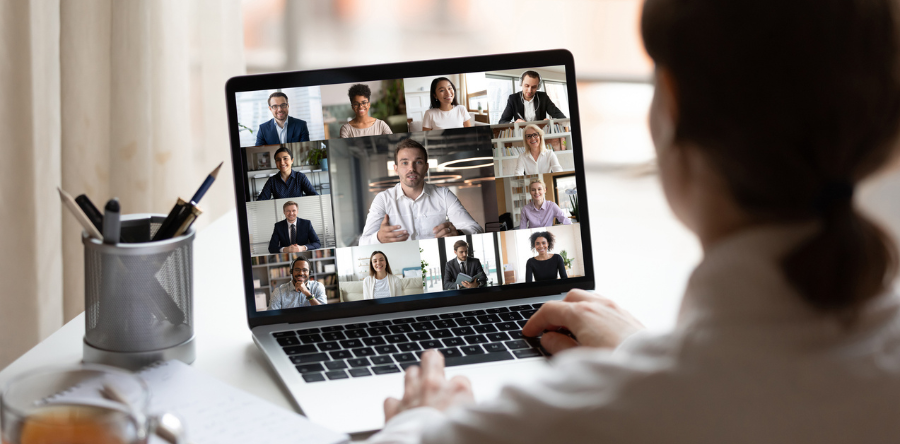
520,179,573,228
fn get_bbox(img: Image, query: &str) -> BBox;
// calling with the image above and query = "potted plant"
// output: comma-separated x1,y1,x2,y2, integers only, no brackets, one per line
565,188,579,222
420,247,428,288
305,143,328,170
560,250,574,271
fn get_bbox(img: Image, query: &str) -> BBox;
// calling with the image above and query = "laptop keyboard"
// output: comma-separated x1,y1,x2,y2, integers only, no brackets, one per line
272,303,545,383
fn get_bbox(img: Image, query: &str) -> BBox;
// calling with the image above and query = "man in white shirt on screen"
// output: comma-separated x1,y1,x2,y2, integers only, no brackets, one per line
359,139,483,245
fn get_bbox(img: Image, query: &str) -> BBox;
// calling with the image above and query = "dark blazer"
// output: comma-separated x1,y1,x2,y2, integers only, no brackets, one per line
268,218,321,254
443,258,487,290
256,116,310,146
498,91,566,124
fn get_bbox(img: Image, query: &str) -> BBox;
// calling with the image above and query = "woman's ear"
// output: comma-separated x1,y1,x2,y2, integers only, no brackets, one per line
656,67,679,123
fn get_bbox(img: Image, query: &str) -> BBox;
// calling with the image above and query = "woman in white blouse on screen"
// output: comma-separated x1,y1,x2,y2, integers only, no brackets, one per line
513,124,563,175
422,77,473,131
362,251,403,299
364,0,900,442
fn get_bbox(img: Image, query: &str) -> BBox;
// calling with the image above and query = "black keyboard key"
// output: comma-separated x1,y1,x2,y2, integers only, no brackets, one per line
411,322,436,331
352,347,376,357
344,323,367,330
367,320,392,327
340,339,363,349
460,345,485,355
439,312,463,319
283,344,318,355
349,368,372,377
508,331,526,339
509,304,532,311
393,353,418,363
363,337,387,346
320,325,345,332
464,335,489,345
325,370,349,380
485,307,510,313
296,327,321,335
476,314,502,324
430,329,453,338
302,373,326,382
444,351,514,367
273,331,296,338
389,324,414,334
442,337,465,347
277,337,300,346
451,327,475,336
524,336,543,348
415,315,439,321
290,353,330,364
462,310,486,316
505,340,530,350
371,355,394,365
456,317,479,326
385,334,407,343
473,324,498,334
496,322,518,331
516,320,529,328
532,303,544,308
295,363,325,374
372,365,401,375
399,361,419,370
392,317,415,324
498,312,523,322
483,343,507,353
366,327,390,336
344,329,369,339
520,309,537,318
420,340,442,349
433,319,457,329
315,342,340,352
375,345,399,355
513,348,543,359
397,342,421,352
325,360,348,370
299,334,324,344
416,348,462,359
322,332,346,341
330,350,353,360
407,332,431,341
347,358,371,367
487,332,510,342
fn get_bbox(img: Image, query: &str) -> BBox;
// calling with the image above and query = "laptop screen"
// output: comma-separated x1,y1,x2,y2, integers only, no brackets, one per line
226,51,594,326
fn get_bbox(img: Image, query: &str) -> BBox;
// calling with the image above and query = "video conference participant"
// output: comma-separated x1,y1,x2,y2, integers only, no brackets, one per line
521,179,573,228
268,201,321,253
422,78,472,131
256,92,310,146
442,240,487,290
340,84,393,138
362,251,404,299
498,70,567,124
525,231,567,282
268,256,326,309
257,147,318,200
514,124,563,175
359,139,483,245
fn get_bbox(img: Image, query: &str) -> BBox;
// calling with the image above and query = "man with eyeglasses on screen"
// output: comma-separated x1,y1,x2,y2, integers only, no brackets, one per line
256,92,310,146
498,71,567,124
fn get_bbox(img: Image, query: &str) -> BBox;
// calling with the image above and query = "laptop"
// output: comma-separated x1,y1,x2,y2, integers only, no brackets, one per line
224,50,594,434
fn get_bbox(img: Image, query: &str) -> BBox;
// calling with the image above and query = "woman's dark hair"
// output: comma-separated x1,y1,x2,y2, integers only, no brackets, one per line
368,251,393,276
642,0,900,318
274,146,292,160
529,231,555,252
429,77,458,109
348,83,371,101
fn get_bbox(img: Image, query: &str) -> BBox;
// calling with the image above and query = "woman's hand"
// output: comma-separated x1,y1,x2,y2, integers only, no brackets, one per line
522,289,645,354
384,350,475,422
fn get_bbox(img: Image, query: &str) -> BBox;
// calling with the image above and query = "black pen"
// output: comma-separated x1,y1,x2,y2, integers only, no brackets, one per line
102,198,120,245
75,194,103,233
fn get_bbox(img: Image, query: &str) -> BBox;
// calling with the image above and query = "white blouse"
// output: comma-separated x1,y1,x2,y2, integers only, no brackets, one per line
513,149,563,176
365,222,900,443
422,105,471,130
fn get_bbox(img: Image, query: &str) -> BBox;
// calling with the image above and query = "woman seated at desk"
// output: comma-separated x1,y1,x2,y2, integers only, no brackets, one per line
520,179,572,228
525,231,567,282
340,84,393,138
514,124,563,176
422,77,472,131
257,147,318,200
363,251,403,299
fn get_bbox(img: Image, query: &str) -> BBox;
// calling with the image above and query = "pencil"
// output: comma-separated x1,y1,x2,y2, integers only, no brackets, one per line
58,187,103,240
190,161,223,204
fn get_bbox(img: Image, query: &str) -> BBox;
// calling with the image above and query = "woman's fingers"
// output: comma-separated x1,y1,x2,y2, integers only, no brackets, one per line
384,397,401,421
522,300,582,338
540,331,579,355
402,364,421,407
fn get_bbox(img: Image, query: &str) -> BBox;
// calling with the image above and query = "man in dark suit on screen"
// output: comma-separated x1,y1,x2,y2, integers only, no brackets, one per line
268,201,321,253
256,92,310,146
498,71,567,124
443,240,487,290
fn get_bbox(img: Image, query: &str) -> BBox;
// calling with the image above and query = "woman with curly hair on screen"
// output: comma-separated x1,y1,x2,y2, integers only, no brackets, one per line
340,83,393,138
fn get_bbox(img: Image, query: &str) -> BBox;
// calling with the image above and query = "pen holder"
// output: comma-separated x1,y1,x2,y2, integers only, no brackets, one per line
82,214,196,370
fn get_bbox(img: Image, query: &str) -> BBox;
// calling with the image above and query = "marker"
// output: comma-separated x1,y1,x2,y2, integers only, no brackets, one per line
102,198,120,245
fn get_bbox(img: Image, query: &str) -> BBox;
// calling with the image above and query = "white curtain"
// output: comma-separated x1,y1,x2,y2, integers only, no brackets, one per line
0,0,244,368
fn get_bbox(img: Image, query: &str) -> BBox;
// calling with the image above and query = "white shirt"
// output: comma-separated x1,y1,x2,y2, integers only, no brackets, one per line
523,95,536,122
359,183,483,245
513,149,563,175
365,223,900,443
372,276,391,299
276,118,288,144
422,105,471,130
280,220,297,253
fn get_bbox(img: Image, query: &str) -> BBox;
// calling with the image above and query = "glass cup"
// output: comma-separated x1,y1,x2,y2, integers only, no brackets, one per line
1,365,183,444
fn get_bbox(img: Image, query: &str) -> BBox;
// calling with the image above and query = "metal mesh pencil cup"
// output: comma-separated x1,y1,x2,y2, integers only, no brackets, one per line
82,214,196,370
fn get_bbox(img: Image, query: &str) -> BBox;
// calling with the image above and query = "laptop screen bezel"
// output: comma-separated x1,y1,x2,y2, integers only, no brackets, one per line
225,50,595,329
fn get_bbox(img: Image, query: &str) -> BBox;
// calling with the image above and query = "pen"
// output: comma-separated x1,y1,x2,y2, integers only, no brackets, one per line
75,194,103,233
153,162,223,241
102,198,120,245
58,187,103,240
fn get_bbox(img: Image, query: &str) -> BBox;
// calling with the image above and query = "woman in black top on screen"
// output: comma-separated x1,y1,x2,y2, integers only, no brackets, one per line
525,231,567,282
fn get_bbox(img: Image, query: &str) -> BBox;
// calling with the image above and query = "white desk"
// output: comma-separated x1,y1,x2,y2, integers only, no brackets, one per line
0,168,698,420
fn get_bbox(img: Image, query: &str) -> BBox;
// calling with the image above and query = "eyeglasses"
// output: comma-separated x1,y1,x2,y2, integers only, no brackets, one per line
269,103,289,110
525,133,541,140
351,101,370,108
